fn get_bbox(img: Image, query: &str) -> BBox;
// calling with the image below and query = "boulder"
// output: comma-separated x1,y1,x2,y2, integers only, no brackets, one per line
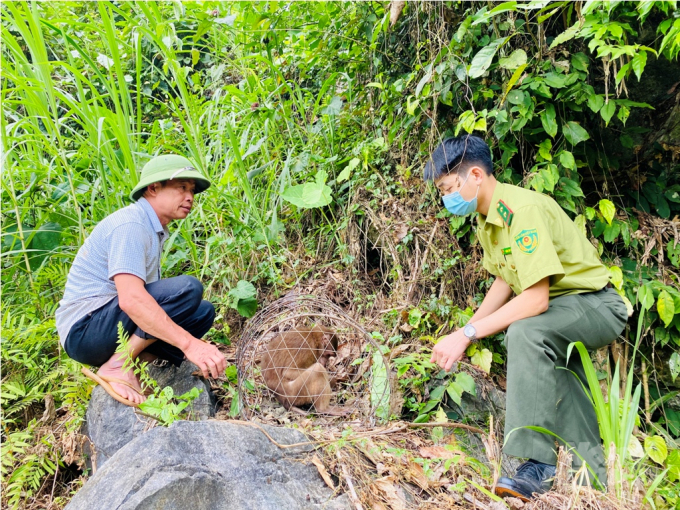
454,376,523,475
82,361,215,469
67,420,350,510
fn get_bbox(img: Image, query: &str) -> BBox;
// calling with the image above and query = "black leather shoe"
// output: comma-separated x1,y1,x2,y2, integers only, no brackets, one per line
495,460,556,501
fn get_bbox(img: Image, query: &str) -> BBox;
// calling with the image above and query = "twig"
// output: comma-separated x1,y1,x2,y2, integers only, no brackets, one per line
406,421,485,435
464,492,490,510
337,450,364,510
406,222,439,303
49,455,59,503
642,359,651,424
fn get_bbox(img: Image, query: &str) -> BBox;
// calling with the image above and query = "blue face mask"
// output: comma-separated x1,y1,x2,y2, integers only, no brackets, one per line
441,171,479,216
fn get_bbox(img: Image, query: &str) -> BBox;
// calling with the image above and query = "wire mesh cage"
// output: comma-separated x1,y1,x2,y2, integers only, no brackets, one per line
236,294,390,423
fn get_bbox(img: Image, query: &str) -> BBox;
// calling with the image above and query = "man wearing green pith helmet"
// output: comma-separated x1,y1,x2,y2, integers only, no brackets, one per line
56,155,226,406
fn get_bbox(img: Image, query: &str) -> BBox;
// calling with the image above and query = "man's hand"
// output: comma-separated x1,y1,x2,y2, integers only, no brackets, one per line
431,329,471,372
184,338,227,378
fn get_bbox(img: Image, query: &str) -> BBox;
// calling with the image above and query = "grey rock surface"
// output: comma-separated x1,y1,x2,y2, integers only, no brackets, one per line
458,376,506,422
82,361,214,469
67,420,350,510
453,376,523,475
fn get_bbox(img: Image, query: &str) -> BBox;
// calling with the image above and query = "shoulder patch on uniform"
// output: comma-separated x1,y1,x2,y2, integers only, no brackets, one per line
496,200,514,227
514,229,539,254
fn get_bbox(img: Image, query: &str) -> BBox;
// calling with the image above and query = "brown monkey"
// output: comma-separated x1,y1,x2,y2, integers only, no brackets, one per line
260,325,349,416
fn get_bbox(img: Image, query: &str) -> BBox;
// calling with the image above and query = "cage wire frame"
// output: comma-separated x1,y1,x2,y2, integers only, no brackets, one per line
236,294,390,424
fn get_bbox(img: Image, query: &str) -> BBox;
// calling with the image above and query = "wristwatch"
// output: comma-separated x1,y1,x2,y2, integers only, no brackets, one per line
463,323,478,343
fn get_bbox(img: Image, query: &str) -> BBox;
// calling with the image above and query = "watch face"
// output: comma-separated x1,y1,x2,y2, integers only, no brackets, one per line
464,324,476,338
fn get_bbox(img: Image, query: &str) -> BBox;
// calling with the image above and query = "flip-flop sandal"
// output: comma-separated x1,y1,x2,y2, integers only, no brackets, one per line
99,375,153,397
81,368,143,407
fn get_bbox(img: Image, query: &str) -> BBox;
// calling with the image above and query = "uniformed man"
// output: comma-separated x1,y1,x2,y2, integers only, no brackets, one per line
424,135,628,501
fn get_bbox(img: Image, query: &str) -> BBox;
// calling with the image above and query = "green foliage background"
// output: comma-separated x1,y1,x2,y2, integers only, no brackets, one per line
2,1,680,507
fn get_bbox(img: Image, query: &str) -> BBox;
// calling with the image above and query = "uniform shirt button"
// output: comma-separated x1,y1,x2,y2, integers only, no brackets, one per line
511,264,516,269
493,240,498,245
501,262,506,267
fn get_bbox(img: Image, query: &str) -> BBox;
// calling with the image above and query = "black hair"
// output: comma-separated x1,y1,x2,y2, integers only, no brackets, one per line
423,135,493,181
141,180,167,197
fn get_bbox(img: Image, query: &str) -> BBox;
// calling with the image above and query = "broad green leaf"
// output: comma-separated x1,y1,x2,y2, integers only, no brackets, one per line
469,37,508,79
434,406,448,424
562,121,590,145
416,69,433,98
337,157,360,183
446,381,463,405
472,1,518,25
456,16,473,41
608,266,623,290
656,326,671,346
559,178,584,197
670,352,680,383
600,100,616,125
456,110,477,135
668,449,680,482
236,298,258,318
621,295,634,317
280,170,333,209
371,350,390,421
644,435,668,465
540,103,557,138
507,89,526,105
628,434,644,458
473,117,487,131
549,22,581,49
587,93,604,113
28,222,63,270
499,49,527,70
571,52,589,72
657,290,675,327
638,284,655,311
574,214,587,237
631,50,647,80
559,150,576,169
616,105,630,125
544,72,567,88
470,348,493,374
455,372,477,396
538,139,552,160
540,165,558,192
322,95,343,116
406,96,420,116
228,280,258,318
603,222,620,243
408,308,422,327
598,199,616,225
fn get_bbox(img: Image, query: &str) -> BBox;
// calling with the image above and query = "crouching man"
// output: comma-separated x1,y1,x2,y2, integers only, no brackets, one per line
56,154,226,406
424,136,628,500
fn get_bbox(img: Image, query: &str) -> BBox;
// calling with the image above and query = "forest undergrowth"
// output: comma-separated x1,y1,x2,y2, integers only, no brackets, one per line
2,1,680,508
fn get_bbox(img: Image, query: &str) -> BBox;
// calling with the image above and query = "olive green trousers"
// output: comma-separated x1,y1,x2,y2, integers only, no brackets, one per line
503,287,628,487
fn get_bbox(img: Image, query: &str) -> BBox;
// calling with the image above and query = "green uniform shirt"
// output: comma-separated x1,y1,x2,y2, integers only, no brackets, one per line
477,182,610,298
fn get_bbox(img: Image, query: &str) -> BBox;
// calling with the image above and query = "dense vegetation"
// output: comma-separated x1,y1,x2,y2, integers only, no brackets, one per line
2,1,679,508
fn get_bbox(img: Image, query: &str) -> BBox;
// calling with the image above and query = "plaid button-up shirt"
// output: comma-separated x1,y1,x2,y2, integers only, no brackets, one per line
55,197,169,345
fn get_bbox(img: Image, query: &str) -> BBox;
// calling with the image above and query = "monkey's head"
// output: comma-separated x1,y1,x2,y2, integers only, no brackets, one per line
312,324,338,355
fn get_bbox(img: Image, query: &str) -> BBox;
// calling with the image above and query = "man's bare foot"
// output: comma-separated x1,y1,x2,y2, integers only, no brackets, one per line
97,356,147,405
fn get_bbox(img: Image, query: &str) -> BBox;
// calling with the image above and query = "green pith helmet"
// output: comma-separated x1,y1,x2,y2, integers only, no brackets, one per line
130,154,211,201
